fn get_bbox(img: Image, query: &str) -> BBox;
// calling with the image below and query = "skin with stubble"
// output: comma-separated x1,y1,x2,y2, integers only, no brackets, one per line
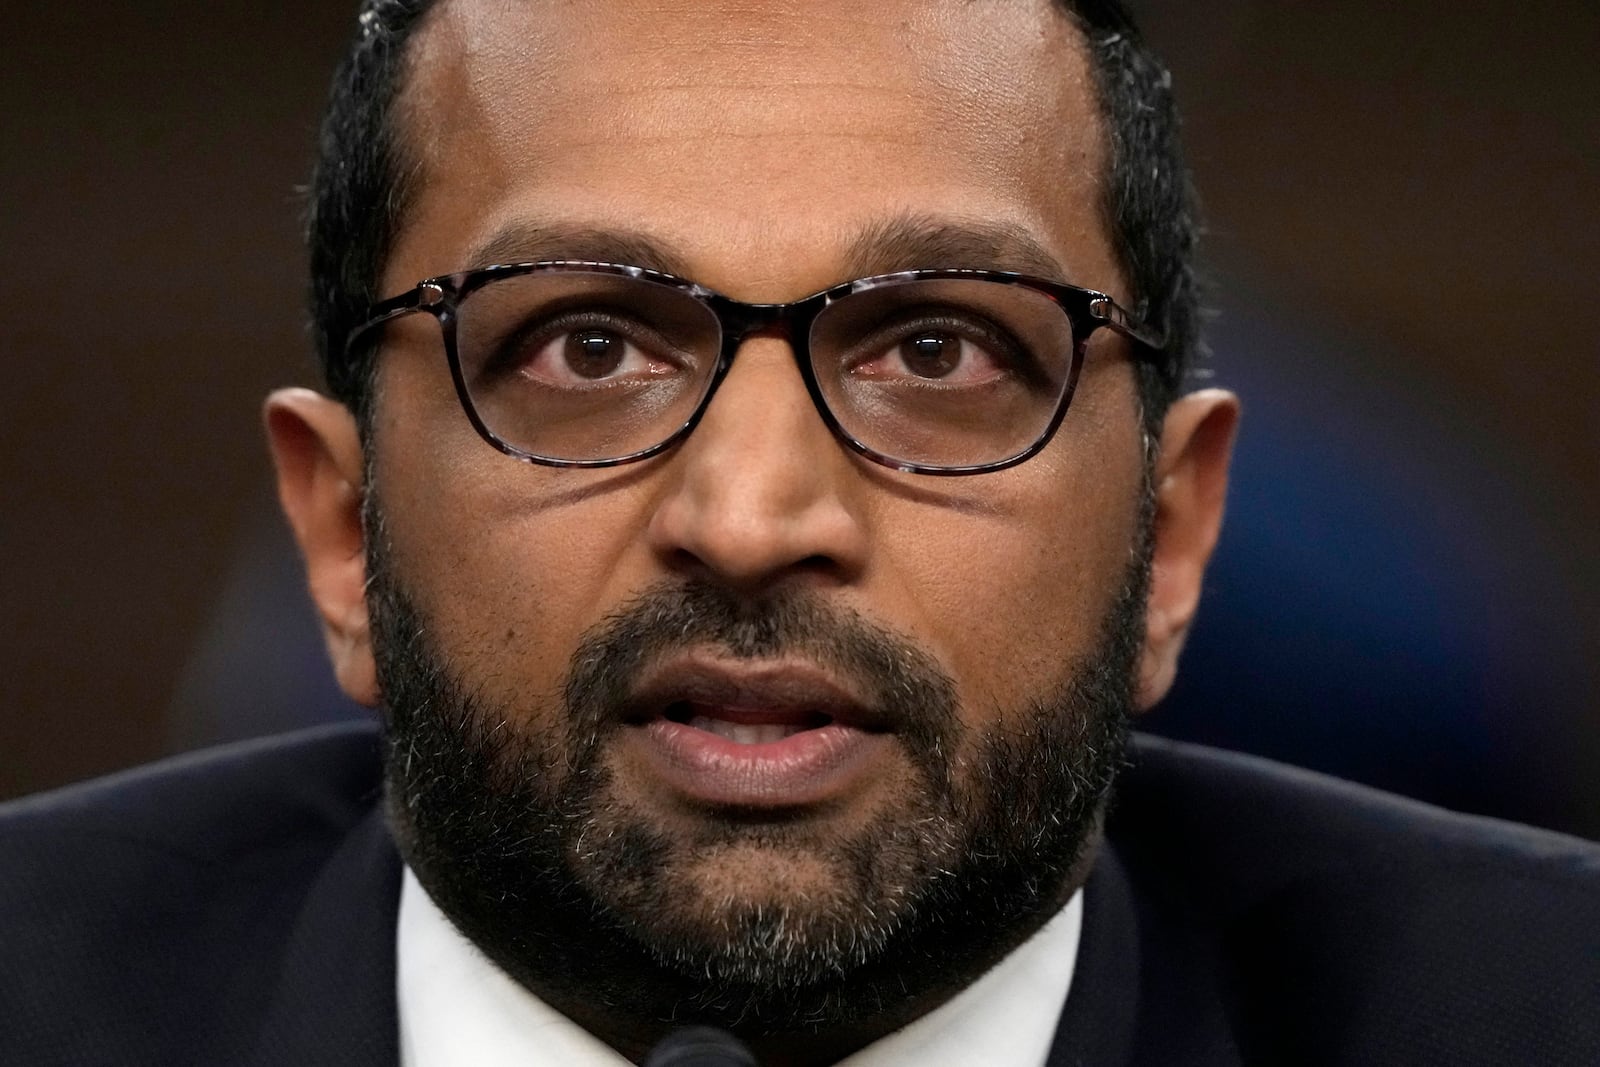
266,1,1237,1063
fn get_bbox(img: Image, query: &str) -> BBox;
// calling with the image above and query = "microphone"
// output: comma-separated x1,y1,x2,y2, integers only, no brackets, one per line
643,1026,760,1067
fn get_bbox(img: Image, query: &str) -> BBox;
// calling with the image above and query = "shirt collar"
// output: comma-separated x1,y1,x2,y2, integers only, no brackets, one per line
397,866,1082,1067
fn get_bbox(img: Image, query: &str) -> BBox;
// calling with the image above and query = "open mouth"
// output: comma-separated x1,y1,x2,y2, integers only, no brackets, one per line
625,661,890,806
661,701,835,745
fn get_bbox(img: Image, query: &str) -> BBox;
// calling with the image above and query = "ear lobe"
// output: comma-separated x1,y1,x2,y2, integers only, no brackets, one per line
264,387,380,708
1135,388,1240,711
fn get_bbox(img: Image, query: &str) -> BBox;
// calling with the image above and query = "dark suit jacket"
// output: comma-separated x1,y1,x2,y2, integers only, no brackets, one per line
4,722,1597,1065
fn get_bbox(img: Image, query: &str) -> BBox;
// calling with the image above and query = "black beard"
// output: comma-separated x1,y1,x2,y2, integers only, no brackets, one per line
368,505,1146,1044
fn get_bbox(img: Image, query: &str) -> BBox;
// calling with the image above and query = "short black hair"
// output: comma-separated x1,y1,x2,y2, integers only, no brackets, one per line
307,0,1199,432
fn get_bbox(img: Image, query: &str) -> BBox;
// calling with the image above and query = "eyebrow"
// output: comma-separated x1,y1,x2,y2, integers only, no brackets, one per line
455,213,1072,290
842,213,1072,282
461,222,695,279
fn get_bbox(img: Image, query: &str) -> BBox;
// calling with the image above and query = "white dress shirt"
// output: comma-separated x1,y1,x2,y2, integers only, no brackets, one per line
398,867,1082,1066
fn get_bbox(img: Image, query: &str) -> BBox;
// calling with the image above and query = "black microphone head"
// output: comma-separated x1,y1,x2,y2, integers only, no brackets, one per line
643,1025,760,1067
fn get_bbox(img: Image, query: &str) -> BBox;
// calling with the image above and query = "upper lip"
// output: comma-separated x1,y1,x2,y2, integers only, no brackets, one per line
623,654,886,732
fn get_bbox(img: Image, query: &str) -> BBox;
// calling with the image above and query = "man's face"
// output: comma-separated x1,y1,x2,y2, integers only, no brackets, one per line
313,0,1186,1047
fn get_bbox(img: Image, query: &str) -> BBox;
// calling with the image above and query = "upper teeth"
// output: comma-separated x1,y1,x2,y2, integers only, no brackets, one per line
688,717,803,744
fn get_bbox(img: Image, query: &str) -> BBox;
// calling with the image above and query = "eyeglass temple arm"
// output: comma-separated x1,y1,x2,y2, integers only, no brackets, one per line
351,281,452,342
1089,296,1166,355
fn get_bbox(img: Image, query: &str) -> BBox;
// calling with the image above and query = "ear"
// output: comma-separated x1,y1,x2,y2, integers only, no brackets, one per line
264,387,380,708
1135,388,1240,711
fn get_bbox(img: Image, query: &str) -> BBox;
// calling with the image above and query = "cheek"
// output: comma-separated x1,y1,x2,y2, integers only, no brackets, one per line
892,511,1111,715
886,380,1143,717
385,488,662,718
368,363,661,714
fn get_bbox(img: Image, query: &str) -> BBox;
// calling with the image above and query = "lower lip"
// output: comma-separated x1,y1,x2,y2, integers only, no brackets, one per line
627,719,889,808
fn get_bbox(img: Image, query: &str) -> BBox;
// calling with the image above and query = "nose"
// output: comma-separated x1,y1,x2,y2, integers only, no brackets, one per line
646,336,870,592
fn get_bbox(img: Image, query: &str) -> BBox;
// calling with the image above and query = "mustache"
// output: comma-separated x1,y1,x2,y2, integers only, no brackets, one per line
563,581,960,758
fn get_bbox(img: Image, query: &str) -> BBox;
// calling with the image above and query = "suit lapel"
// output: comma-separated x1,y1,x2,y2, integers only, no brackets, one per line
1046,838,1246,1067
247,805,403,1067
1044,847,1142,1066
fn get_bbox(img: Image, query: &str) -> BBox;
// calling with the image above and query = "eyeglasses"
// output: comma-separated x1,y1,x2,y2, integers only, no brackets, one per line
350,262,1164,476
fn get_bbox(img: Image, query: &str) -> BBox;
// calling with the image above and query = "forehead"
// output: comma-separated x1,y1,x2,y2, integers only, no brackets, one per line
386,0,1114,300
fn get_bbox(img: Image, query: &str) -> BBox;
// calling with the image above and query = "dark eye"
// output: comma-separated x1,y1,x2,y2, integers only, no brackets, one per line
564,330,629,379
842,311,1030,388
897,332,966,379
476,309,690,390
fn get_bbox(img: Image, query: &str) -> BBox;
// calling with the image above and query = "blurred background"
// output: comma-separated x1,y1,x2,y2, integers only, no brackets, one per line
2,1,1596,836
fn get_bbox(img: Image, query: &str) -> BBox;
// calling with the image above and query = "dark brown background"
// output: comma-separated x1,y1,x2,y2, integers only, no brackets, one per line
3,3,1596,833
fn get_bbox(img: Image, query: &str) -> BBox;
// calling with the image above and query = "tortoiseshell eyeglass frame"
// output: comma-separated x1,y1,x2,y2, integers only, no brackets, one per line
348,261,1166,476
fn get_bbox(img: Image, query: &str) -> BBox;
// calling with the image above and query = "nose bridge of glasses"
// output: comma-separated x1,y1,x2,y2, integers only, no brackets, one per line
695,294,842,439
705,294,835,420
711,294,822,356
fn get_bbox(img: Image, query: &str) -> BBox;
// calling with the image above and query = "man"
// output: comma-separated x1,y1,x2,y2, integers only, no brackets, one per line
3,1,1596,1064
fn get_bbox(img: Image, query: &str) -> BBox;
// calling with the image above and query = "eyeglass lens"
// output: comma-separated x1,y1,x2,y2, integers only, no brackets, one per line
454,271,1080,468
